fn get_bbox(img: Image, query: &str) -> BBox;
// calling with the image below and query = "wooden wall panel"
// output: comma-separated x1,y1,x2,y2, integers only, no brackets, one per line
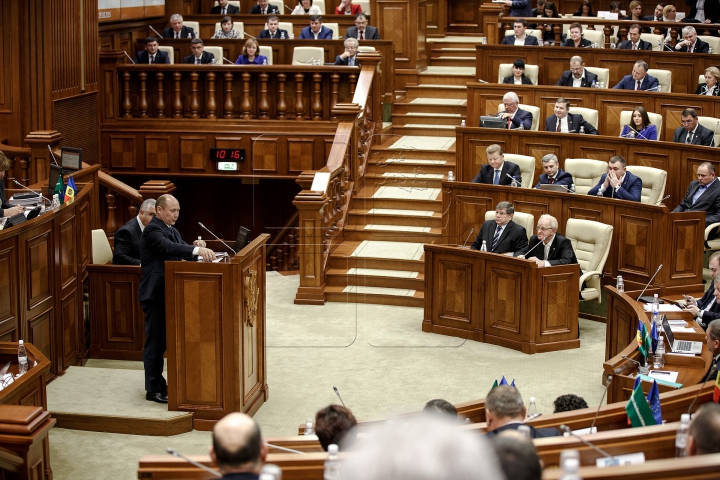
486,268,522,335
26,234,52,309
253,138,278,172
541,273,574,333
438,261,472,324
110,136,137,168
287,139,314,173
59,218,77,289
179,137,206,170
61,292,78,367
145,136,171,169
28,311,53,370
0,245,17,339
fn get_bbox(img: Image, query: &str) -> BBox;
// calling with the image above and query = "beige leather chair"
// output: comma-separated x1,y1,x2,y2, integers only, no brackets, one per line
203,46,223,64
564,158,607,195
292,46,325,65
626,165,667,205
698,35,720,54
268,0,285,12
158,46,174,64
585,66,609,88
279,22,294,38
484,211,535,241
498,63,539,85
582,29,604,47
183,21,200,37
92,230,113,265
314,0,326,13
214,21,244,37
259,45,273,65
496,103,541,131
565,219,614,304
214,0,240,8
503,154,535,188
358,46,376,52
503,29,544,45
618,110,663,140
569,107,598,129
324,22,340,39
355,0,371,13
704,223,720,252
641,33,664,51
647,69,671,92
698,116,720,146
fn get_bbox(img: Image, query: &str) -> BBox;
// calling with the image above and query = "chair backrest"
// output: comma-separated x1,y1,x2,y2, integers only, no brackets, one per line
314,0,326,13
357,46,376,52
582,29,604,47
324,22,340,39
203,46,223,64
292,46,325,65
569,107,598,128
625,165,667,205
503,154,535,188
268,0,285,12
699,74,705,86
584,66,609,87
355,0,371,14
565,218,613,274
183,21,200,36
618,110,663,139
259,45,273,65
495,103,541,131
503,29,543,45
214,21,244,36
564,158,607,195
641,33,663,51
158,46,174,64
698,35,720,54
647,69,671,92
697,116,720,146
279,21,294,37
215,0,240,6
484,211,535,240
497,63,539,85
92,229,113,265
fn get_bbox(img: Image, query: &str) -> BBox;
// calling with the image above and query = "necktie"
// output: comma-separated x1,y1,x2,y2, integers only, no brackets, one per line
690,44,694,53
262,8,266,13
196,57,200,65
271,32,275,38
548,177,554,184
632,43,637,50
687,132,694,144
493,169,500,185
349,57,354,66
491,226,503,251
359,31,364,40
507,117,512,129
175,32,180,39
636,80,641,90
222,7,226,14
556,120,561,132
150,54,155,64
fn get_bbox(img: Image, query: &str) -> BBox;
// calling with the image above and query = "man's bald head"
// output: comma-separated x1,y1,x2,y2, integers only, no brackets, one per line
211,413,266,474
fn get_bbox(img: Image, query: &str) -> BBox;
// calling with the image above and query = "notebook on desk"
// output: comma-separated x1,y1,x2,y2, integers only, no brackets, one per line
662,317,703,354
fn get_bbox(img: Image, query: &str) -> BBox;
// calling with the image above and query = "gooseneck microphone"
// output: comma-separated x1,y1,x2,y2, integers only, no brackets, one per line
267,443,306,454
589,376,612,431
167,448,221,477
149,25,164,38
635,264,663,302
506,173,527,188
222,56,235,65
243,31,257,39
654,195,670,206
47,145,60,166
12,180,51,205
687,364,718,415
123,51,136,64
621,355,650,375
333,386,346,407
284,4,293,11
622,125,648,140
644,85,662,92
198,222,237,254
462,227,475,248
559,425,618,466
517,238,545,259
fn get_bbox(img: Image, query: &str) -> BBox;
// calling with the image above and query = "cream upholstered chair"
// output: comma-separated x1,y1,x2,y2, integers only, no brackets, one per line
158,46,174,64
625,165,667,205
279,21,294,37
292,46,325,65
268,0,285,12
214,21,244,37
183,21,200,36
324,23,340,40
647,69,671,92
203,46,224,64
618,110,663,139
259,46,273,64
496,103,541,131
704,223,720,252
503,154,535,188
697,116,720,146
497,63,539,85
358,46,376,52
641,33,664,51
503,29,544,45
484,211,535,241
565,219,614,304
698,35,720,54
584,66,609,88
582,29,604,47
564,158,607,194
92,230,113,265
214,0,240,8
356,0,371,13
569,107,598,129
314,0,326,13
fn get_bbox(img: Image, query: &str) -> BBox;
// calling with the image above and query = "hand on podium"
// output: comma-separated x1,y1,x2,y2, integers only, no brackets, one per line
528,257,546,268
197,247,215,262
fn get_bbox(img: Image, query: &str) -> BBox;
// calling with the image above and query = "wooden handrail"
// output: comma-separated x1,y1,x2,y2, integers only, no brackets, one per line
99,170,143,204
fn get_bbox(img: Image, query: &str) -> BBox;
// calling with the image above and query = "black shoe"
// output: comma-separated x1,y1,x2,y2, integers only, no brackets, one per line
146,392,168,404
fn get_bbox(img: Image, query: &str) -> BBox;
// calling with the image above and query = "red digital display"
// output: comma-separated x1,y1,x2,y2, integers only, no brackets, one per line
210,148,245,162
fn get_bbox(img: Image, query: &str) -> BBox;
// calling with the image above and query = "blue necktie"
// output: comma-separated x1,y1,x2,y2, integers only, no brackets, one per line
493,169,500,185
491,226,503,251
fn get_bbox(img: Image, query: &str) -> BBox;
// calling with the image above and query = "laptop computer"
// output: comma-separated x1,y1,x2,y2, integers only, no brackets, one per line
661,317,703,354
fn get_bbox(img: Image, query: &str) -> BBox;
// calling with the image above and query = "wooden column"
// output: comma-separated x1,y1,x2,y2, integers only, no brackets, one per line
24,130,63,186
0,406,55,480
293,189,329,305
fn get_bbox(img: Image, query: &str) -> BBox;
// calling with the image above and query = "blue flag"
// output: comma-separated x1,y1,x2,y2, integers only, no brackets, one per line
632,376,641,391
499,376,508,386
646,380,662,424
650,322,658,354
510,378,516,387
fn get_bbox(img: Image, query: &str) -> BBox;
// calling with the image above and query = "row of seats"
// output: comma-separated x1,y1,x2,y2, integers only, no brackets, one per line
214,0,372,15
185,20,342,40
154,45,375,65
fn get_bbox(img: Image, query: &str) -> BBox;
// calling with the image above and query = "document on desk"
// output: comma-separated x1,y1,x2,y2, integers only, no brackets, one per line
648,370,679,383
643,304,682,312
670,326,696,333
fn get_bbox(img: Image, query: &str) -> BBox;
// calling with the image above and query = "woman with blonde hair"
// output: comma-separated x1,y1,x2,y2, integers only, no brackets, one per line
235,38,268,65
696,67,720,96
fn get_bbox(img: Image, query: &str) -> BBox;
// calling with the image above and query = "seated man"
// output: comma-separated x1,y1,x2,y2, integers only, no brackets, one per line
674,162,720,227
250,0,279,14
163,14,196,39
299,15,334,40
562,23,592,47
484,386,562,437
534,154,573,188
258,16,290,39
471,144,521,185
335,38,359,65
423,399,458,420
470,201,528,254
315,405,357,451
687,403,720,456
498,92,532,130
501,19,539,45
545,97,599,134
612,60,659,91
673,108,715,146
644,3,666,21
212,0,240,14
555,56,598,88
210,412,267,479
616,24,653,49
683,252,720,330
113,198,156,266
134,37,170,64
182,38,215,64
703,320,720,379
344,12,380,40
492,431,542,480
675,26,710,53
514,214,578,268
587,156,642,201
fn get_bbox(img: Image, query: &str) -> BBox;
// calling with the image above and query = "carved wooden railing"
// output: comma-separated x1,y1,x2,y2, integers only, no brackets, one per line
266,212,299,272
98,173,144,243
0,144,31,189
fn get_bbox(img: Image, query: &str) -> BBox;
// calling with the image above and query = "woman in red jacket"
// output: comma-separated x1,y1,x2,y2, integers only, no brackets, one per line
335,0,362,15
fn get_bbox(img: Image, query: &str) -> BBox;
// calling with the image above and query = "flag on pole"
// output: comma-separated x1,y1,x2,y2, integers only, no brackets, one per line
625,381,659,427
636,320,652,360
63,177,76,204
647,380,663,424
714,369,720,403
499,376,508,386
53,175,65,205
491,379,499,390
650,321,658,354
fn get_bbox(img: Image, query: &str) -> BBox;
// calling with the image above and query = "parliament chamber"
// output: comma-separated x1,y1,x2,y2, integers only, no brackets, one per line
1,0,720,478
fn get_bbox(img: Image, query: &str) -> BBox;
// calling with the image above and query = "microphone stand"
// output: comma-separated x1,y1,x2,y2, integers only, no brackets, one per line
621,355,650,375
635,264,663,302
589,376,611,431
559,425,619,466
462,227,475,248
149,25,164,38
506,173,527,188
166,448,221,477
12,180,51,205
687,365,718,415
333,386,346,407
198,222,237,254
654,195,670,206
123,51,136,64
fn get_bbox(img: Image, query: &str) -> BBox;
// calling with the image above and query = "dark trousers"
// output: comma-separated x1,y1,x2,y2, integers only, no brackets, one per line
141,299,167,394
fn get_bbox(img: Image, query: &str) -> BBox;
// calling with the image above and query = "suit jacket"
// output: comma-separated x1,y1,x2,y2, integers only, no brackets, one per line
258,28,290,39
299,26,334,40
471,161,522,185
677,38,710,53
545,113,599,135
344,26,380,40
501,35,539,45
485,422,563,439
695,83,720,96
699,301,720,325
163,26,196,39
134,49,170,64
503,75,533,85
138,216,196,303
534,169,574,188
335,3,363,14
334,55,359,66
0,182,16,217
507,0,532,17
616,39,653,50
515,233,578,266
250,4,279,13
619,124,657,140
183,51,215,64
587,171,643,201
696,279,715,311
672,124,715,146
562,38,592,47
113,217,143,265
673,179,720,225
686,0,720,24
555,69,598,87
612,74,659,91
211,4,240,14
499,108,532,130
471,220,528,254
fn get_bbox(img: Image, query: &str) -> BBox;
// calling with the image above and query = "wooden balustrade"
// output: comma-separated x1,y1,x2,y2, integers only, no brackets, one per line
0,144,31,189
98,172,144,244
267,212,300,272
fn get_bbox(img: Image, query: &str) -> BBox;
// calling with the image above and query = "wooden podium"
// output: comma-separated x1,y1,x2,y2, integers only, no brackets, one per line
422,245,580,354
165,234,269,430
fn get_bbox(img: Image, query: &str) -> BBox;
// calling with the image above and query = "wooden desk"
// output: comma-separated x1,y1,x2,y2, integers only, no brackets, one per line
542,453,720,479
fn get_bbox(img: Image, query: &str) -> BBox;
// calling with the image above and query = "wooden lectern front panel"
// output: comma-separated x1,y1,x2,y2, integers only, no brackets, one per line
669,216,703,282
616,214,651,277
437,260,474,326
456,195,492,246
484,265,523,340
539,272,576,336
0,244,17,339
26,232,52,307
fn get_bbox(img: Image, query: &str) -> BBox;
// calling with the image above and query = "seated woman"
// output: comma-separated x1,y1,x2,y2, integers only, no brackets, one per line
235,38,268,65
335,0,362,15
661,4,680,45
573,0,596,16
212,16,242,39
541,2,561,45
503,59,534,85
620,106,657,140
292,0,322,14
696,67,720,96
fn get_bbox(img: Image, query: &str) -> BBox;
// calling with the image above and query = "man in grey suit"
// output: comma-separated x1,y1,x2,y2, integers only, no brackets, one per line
344,13,380,40
674,162,720,226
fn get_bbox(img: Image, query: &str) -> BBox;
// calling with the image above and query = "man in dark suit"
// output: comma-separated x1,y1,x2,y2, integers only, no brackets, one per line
683,252,720,330
335,38,359,65
616,25,654,50
250,0,279,14
471,144,522,185
555,56,598,88
545,97,599,134
470,201,528,254
258,16,289,39
113,198,156,265
675,26,710,53
673,108,715,146
515,214,578,267
534,154,574,188
587,156,643,201
612,60,659,91
674,163,720,226
183,38,215,64
134,37,170,64
344,13,380,40
502,0,532,18
163,14,196,39
644,3,666,21
498,92,532,130
138,195,215,403
211,0,240,14
299,15,334,40
501,19,539,45
485,386,562,439
210,413,268,478
0,152,23,219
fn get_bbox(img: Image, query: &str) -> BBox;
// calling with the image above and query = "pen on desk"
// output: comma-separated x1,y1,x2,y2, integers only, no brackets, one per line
651,371,672,375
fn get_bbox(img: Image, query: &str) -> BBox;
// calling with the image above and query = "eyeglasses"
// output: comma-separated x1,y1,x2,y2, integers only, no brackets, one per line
536,225,553,231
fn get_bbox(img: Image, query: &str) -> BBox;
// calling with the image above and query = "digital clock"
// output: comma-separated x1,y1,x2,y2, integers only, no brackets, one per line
210,148,245,162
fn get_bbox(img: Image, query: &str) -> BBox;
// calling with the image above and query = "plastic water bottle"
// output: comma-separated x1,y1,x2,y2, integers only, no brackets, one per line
616,275,624,292
675,414,690,457
281,31,286,39
518,123,524,130
591,79,596,88
324,444,340,480
447,171,454,182
579,126,585,134
304,419,314,435
261,464,282,480
527,397,538,416
653,336,665,368
480,240,487,252
460,119,466,127
652,294,661,326
559,450,582,480
570,183,576,193
17,340,28,376
511,177,519,187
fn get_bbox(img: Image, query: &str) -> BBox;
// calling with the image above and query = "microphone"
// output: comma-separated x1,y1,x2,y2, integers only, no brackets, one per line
517,238,545,259
166,448,221,477
12,180,51,205
714,121,719,139
47,145,60,166
149,25,164,38
123,51,136,64
589,376,612,431
552,183,575,193
243,31,257,39
304,57,315,64
285,4,293,10
644,85,662,92
477,79,489,83
635,264,663,302
621,355,650,375
654,195,670,206
687,364,718,415
559,425,619,465
267,443,306,454
526,413,542,420
462,227,475,248
197,222,237,254
625,125,648,140
506,173,527,188
333,386,346,407
222,56,235,65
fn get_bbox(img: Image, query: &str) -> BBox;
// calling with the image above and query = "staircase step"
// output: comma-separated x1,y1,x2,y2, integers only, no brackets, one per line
393,101,466,116
391,113,465,127
329,241,426,272
429,58,477,67
404,85,468,99
363,173,446,188
326,268,424,289
343,224,441,243
372,135,456,153
348,208,442,227
325,286,424,307
391,124,459,137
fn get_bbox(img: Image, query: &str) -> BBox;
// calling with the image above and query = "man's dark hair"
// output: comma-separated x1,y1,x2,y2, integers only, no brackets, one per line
688,403,720,455
355,12,369,21
496,201,515,215
493,432,542,480
309,14,322,22
486,386,524,418
609,155,627,167
145,36,158,44
610,1,622,10
629,23,641,32
212,422,262,469
556,97,571,109
315,405,357,451
267,15,279,22
423,399,458,418
190,37,204,46
514,18,528,27
553,394,589,413
682,108,698,118
569,22,583,31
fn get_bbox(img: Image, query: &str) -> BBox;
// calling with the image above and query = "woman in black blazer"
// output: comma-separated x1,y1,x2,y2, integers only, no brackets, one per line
503,59,534,85
696,67,720,96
